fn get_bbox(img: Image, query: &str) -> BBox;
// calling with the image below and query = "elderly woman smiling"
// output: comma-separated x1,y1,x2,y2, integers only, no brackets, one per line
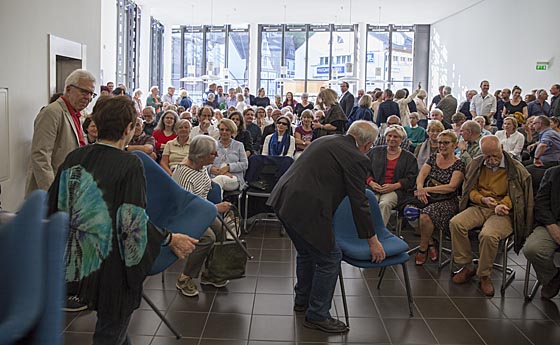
367,125,419,225
209,118,248,192
262,115,296,157
160,119,191,176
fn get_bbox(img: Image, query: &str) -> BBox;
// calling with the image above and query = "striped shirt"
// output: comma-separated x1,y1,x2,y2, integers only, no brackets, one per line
172,165,211,199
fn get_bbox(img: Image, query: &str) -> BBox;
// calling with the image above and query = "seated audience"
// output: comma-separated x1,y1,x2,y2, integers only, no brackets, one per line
82,116,97,144
524,115,560,194
450,135,533,296
229,111,254,157
210,119,248,191
191,106,219,139
346,94,374,129
274,94,282,109
161,119,191,176
262,109,284,146
244,108,263,153
263,115,296,157
523,166,560,300
551,117,560,133
283,91,298,111
374,115,411,151
180,111,193,123
128,117,156,159
495,116,524,160
474,116,493,136
236,93,246,113
264,105,275,125
213,109,223,123
458,120,483,166
527,89,551,116
142,106,157,136
294,109,314,159
152,110,179,154
367,125,418,225
173,136,232,297
430,108,452,130
404,112,426,151
415,120,444,169
451,112,466,137
412,130,465,265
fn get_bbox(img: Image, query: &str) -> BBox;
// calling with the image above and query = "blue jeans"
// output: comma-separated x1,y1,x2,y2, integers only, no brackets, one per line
93,310,132,345
280,219,342,321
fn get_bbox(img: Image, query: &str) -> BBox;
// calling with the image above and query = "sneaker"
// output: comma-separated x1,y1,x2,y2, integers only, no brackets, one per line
63,295,88,312
303,317,349,333
200,276,230,288
176,275,199,297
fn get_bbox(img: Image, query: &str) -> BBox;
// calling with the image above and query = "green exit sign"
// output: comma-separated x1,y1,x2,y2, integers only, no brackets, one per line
536,63,548,71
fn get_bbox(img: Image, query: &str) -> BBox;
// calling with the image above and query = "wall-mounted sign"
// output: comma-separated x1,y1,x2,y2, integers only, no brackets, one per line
536,61,549,71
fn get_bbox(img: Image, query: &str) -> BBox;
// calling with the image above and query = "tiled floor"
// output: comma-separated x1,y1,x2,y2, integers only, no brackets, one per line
63,221,560,344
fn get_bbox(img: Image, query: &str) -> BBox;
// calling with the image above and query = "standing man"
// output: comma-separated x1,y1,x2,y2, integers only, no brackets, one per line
216,85,227,109
27,69,96,193
470,80,496,122
450,135,533,296
429,85,445,112
226,88,237,108
436,86,458,124
339,81,355,116
268,121,386,333
376,89,400,129
106,81,114,94
353,89,365,107
244,87,255,106
550,84,560,117
162,86,177,105
458,90,477,120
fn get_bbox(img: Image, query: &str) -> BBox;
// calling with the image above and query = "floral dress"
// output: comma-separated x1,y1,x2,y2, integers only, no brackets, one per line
420,153,465,232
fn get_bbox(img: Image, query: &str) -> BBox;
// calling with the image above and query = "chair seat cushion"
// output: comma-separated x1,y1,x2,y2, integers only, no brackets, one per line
337,234,409,261
343,252,409,268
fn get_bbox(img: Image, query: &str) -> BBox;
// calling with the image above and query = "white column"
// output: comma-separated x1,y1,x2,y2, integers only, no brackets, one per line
163,22,173,90
357,22,367,91
248,23,259,91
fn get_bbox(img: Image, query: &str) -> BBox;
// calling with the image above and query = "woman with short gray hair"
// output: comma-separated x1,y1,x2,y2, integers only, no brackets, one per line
295,92,314,117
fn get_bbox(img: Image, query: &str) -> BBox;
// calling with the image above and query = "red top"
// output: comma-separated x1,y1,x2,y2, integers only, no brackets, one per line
152,130,177,152
61,96,86,146
384,157,398,185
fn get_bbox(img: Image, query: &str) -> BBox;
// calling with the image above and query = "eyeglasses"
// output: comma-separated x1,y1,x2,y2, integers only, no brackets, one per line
211,151,218,156
277,122,290,126
437,141,452,146
70,85,97,98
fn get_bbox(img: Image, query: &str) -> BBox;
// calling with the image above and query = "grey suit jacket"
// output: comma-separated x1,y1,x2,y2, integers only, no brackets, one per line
27,97,81,193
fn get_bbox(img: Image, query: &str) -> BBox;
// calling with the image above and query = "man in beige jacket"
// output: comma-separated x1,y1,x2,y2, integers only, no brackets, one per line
27,69,96,194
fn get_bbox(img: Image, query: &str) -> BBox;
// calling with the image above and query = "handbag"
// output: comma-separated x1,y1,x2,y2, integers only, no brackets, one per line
425,177,456,203
204,206,248,281
222,205,241,240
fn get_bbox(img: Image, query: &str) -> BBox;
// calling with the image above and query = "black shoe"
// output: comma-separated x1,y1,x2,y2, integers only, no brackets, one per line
541,269,560,300
63,295,88,312
303,317,349,333
293,304,308,313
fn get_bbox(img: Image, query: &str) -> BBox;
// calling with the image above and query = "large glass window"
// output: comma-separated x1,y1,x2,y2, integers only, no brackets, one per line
116,0,141,90
259,26,283,99
170,28,182,89
174,25,250,105
366,25,414,91
149,17,164,92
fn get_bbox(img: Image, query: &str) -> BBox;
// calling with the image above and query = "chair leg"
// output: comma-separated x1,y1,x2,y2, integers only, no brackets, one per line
338,269,350,327
161,269,165,284
243,194,249,233
437,228,452,269
523,259,541,301
377,267,387,289
142,293,181,339
401,263,414,317
496,237,516,295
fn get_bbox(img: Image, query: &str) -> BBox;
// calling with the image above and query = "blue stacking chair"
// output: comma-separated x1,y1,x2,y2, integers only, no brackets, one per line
134,152,218,338
333,189,414,326
31,211,69,345
0,191,47,344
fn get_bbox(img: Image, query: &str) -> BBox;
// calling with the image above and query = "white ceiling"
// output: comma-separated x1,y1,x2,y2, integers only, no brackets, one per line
136,0,485,26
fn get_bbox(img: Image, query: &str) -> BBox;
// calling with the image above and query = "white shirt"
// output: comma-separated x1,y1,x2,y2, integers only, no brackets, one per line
495,130,524,160
190,125,220,140
470,93,496,117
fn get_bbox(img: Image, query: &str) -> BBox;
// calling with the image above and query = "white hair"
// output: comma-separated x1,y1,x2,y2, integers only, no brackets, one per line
347,120,379,146
64,69,96,89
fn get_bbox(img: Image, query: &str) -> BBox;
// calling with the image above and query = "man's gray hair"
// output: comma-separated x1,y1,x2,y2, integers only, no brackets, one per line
463,120,482,135
64,69,96,89
443,86,452,95
347,120,379,146
143,106,155,115
189,136,217,164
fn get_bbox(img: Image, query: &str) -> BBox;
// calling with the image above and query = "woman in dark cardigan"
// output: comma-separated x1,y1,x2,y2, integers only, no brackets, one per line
367,124,419,225
312,88,347,138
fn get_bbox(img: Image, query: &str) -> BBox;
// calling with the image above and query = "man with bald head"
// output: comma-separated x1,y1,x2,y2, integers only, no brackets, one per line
449,135,533,296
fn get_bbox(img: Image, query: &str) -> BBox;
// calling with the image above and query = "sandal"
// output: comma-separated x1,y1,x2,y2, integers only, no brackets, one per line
428,240,439,262
415,249,428,265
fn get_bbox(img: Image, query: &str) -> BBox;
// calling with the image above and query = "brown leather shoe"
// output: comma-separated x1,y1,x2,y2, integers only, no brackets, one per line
452,266,476,284
541,269,560,300
479,276,495,297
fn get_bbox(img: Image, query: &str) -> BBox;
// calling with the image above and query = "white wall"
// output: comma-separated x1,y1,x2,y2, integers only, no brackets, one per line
0,0,102,211
429,0,560,102
100,0,117,86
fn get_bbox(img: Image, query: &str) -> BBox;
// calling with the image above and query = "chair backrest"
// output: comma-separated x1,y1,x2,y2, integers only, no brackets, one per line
208,182,223,204
333,189,409,259
132,152,218,275
0,190,47,344
245,154,294,192
30,212,69,345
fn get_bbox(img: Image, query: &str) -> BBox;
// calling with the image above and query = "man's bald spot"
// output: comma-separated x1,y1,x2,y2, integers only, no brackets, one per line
480,135,501,153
